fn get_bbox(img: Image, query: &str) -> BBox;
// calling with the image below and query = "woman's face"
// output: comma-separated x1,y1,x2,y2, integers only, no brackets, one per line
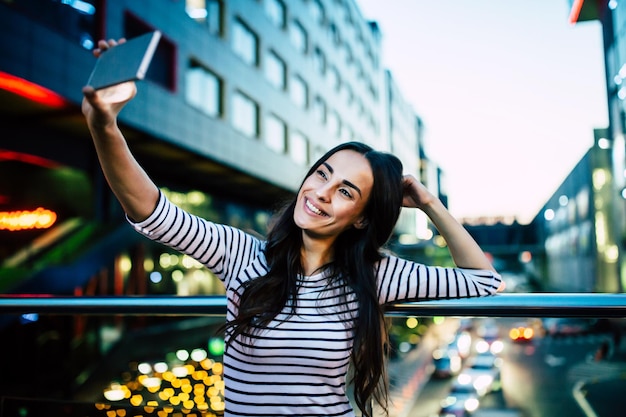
294,149,373,241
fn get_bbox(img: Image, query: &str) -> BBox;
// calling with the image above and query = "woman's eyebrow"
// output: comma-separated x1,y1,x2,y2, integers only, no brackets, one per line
322,162,362,197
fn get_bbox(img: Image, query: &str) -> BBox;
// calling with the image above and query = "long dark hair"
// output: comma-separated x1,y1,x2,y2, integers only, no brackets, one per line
225,142,404,416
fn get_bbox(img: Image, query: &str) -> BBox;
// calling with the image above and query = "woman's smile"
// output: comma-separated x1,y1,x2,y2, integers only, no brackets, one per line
304,197,328,217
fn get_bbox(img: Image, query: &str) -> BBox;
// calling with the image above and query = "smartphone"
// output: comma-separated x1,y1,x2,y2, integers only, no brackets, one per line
86,30,162,90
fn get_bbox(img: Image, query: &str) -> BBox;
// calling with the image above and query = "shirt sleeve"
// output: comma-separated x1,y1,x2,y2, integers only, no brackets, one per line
375,254,502,304
127,191,262,288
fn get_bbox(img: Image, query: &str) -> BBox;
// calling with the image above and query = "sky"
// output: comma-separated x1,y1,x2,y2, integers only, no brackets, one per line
355,0,609,224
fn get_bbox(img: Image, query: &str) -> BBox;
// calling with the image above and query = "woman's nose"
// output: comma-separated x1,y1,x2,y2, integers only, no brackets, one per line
315,184,331,201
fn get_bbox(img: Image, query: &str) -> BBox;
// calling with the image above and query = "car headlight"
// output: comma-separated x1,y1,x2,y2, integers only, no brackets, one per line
490,340,504,354
473,374,493,390
464,397,480,412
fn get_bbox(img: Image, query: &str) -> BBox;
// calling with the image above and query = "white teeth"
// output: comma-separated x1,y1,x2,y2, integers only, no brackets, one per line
305,199,324,215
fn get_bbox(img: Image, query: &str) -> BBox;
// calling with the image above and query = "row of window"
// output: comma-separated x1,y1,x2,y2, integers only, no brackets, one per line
231,17,379,132
185,63,367,165
181,1,383,164
187,1,380,107
123,2,378,166
264,0,379,71
267,0,380,102
187,0,379,71
262,33,378,130
17,0,382,167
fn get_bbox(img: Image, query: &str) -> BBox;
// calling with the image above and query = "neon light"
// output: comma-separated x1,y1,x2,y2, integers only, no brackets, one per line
569,0,585,24
0,71,66,108
0,208,58,231
0,150,60,168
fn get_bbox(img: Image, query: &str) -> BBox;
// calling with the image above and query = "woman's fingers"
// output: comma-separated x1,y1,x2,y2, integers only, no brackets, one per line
82,85,96,97
93,38,127,57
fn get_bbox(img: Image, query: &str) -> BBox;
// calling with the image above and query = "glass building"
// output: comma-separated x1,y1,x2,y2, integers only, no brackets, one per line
569,0,626,291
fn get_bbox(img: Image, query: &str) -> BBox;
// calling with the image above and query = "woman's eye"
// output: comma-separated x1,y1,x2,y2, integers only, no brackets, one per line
339,188,352,198
316,169,327,179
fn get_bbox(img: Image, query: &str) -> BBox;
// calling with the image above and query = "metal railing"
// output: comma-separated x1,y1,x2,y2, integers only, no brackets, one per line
1,293,625,417
1,293,625,317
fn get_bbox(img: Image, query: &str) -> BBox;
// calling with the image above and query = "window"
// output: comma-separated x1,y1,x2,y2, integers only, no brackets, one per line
289,20,307,54
344,43,353,65
328,66,340,92
310,144,326,163
232,92,258,138
290,75,308,109
355,60,364,80
309,0,325,25
328,22,340,46
186,0,206,22
344,83,354,105
265,51,286,90
312,95,326,124
344,4,354,26
264,114,286,153
265,0,286,29
340,124,353,141
368,48,379,70
186,0,222,35
206,0,222,35
185,63,221,117
356,98,364,116
313,46,326,75
232,19,258,66
369,81,378,101
289,131,309,165
327,110,340,138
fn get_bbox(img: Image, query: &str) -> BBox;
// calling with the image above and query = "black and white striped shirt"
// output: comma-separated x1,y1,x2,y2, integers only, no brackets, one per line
130,192,501,416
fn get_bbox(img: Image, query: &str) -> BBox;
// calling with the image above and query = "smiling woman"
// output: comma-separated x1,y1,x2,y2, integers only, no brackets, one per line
82,38,502,417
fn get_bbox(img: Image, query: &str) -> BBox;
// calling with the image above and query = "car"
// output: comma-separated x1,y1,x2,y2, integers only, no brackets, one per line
438,390,480,417
475,319,504,355
450,330,473,359
508,322,535,343
470,352,503,370
432,347,463,379
451,372,491,398
470,353,503,390
451,354,503,396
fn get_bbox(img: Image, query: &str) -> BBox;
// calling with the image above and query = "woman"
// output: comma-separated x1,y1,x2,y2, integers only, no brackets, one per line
83,40,501,417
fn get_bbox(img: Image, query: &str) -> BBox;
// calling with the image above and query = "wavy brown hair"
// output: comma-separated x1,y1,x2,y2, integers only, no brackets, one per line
224,142,404,416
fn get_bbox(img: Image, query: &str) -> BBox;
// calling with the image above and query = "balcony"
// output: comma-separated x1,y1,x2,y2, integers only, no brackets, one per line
1,293,625,417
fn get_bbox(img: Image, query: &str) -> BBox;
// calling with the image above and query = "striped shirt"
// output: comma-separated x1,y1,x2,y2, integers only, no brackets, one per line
129,192,501,416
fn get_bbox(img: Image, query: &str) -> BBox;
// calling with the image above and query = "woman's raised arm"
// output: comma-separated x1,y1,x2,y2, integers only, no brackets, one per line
82,39,160,222
401,175,496,273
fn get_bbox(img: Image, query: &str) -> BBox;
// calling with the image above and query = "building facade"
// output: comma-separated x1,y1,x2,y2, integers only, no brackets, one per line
535,129,619,292
569,0,626,292
0,0,425,296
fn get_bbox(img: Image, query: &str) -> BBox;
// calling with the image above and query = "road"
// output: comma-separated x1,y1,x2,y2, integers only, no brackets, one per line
406,318,618,417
